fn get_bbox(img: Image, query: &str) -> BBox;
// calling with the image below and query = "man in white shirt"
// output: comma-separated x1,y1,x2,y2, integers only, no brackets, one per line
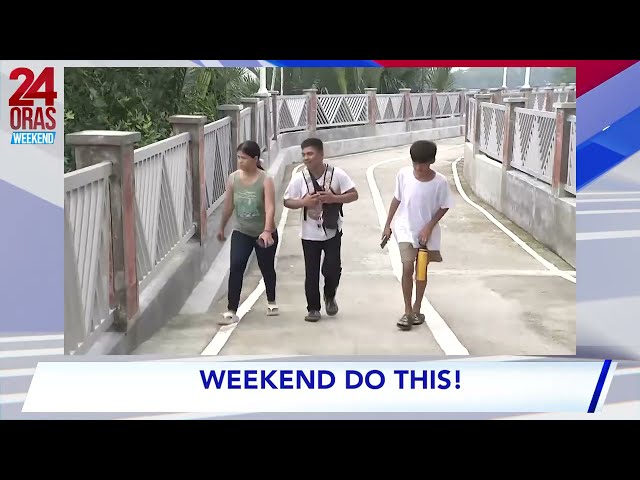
382,140,454,331
284,138,359,322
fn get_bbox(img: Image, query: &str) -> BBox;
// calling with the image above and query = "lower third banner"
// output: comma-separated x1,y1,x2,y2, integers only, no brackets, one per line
21,360,615,414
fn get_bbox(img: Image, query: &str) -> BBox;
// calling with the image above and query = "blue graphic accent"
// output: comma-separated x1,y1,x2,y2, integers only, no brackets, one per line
191,60,206,67
266,60,381,67
10,131,56,145
588,360,612,413
219,60,264,67
577,106,640,190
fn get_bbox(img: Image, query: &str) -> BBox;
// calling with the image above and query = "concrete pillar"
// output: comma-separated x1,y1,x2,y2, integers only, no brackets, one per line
364,88,377,136
464,92,476,141
502,98,526,170
218,105,242,171
519,86,533,108
489,87,502,104
399,88,411,130
543,87,555,112
169,115,208,244
428,88,438,122
269,90,279,141
254,92,272,168
457,88,467,125
551,102,576,197
66,130,141,330
304,88,318,135
473,93,493,154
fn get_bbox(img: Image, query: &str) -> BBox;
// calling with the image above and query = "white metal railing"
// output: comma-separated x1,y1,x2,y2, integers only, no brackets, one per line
479,103,506,162
565,115,576,195
317,94,368,127
64,161,114,354
408,93,432,119
203,117,233,215
133,132,195,288
376,94,404,122
278,95,308,132
510,107,557,184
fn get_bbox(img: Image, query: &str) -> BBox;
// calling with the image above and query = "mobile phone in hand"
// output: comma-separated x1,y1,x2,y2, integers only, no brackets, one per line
380,234,390,249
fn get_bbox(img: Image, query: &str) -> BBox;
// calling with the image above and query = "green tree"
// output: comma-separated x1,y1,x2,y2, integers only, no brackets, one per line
64,67,258,172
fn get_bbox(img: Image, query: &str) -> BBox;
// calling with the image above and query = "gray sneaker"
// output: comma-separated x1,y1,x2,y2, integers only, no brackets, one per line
324,295,339,316
305,310,321,322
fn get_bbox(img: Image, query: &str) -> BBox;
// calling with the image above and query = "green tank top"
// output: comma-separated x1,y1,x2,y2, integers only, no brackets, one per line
232,170,266,237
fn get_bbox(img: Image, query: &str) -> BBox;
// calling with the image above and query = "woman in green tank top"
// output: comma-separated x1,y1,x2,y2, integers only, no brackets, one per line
217,141,278,324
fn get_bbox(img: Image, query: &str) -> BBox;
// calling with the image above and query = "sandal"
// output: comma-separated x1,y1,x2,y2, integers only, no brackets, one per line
218,311,238,326
412,313,425,325
267,303,279,316
396,313,414,331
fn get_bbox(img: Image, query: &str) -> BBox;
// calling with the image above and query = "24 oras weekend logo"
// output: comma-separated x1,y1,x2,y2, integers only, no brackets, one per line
8,67,57,145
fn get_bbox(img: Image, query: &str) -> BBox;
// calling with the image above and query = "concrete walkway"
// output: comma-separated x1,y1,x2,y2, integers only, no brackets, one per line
133,137,575,357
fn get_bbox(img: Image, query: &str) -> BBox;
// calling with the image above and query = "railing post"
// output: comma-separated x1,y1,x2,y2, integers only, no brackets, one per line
365,87,377,135
304,88,318,135
551,101,576,197
66,130,141,330
218,105,242,170
473,93,493,155
543,87,555,112
399,88,412,130
489,87,502,104
502,97,526,171
520,86,533,108
240,97,260,142
269,90,279,141
457,88,467,125
464,92,475,141
169,115,208,244
254,92,271,138
429,88,438,126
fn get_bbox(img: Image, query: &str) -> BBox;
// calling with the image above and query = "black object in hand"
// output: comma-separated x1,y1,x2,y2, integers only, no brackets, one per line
380,234,390,249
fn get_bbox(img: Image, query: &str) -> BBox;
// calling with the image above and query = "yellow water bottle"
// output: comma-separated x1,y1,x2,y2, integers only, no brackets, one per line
415,244,429,281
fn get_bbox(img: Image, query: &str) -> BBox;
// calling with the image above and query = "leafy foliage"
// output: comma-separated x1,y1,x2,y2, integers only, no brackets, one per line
64,67,258,172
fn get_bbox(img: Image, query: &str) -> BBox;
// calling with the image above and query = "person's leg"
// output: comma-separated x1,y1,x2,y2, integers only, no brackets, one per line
255,230,279,315
321,230,342,315
302,239,323,321
223,230,255,324
397,242,417,331
412,250,442,325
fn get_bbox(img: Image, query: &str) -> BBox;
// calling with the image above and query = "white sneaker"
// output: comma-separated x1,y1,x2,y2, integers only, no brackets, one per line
218,311,238,325
267,303,279,316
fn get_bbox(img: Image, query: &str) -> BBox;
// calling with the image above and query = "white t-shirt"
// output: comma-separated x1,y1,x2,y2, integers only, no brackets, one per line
392,166,454,250
284,164,356,241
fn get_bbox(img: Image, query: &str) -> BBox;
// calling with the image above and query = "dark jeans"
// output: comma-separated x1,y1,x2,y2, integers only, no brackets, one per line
228,230,278,312
301,230,342,312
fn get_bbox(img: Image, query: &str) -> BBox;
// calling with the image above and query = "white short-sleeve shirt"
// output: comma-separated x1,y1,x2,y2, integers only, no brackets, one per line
284,164,356,241
392,166,454,250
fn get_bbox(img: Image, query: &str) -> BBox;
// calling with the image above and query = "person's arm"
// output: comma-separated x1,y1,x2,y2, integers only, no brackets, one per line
263,176,276,232
384,197,401,230
384,171,403,231
218,175,235,239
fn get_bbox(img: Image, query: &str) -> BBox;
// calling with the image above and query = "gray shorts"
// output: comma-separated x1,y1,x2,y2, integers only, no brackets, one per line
398,242,443,265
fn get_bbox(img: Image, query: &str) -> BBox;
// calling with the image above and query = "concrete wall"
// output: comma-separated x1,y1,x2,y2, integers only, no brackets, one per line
89,120,464,355
463,143,576,268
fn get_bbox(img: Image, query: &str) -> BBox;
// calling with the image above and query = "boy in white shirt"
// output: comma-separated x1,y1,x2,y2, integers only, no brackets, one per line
382,140,454,331
284,138,359,322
